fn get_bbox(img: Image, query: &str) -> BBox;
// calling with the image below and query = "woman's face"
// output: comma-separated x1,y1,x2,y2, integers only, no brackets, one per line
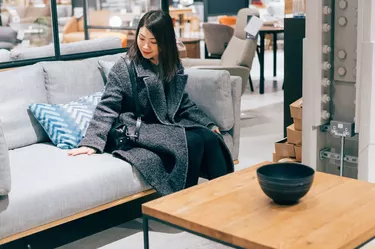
137,26,159,64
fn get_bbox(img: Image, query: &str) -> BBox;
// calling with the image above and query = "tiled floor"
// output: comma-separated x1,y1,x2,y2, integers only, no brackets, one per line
57,49,285,249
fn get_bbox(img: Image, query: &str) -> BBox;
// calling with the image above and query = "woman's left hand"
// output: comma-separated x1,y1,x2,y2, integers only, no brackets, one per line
212,126,221,134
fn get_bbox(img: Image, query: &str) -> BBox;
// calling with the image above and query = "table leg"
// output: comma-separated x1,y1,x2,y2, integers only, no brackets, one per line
143,216,150,249
259,33,265,94
273,32,277,77
179,14,184,37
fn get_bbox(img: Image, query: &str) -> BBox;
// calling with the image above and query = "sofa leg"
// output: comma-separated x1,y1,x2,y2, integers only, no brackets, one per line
249,75,254,92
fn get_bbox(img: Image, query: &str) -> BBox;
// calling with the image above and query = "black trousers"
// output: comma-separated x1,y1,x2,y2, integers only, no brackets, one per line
184,127,230,188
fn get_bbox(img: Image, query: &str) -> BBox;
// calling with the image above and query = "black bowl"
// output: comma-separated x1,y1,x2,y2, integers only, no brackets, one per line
257,163,315,205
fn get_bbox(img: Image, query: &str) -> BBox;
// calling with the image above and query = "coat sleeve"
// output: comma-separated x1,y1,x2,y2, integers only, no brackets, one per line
176,91,216,128
78,60,128,153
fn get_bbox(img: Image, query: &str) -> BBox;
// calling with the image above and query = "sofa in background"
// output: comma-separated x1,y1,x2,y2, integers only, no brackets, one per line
0,36,123,63
62,10,129,47
0,53,242,246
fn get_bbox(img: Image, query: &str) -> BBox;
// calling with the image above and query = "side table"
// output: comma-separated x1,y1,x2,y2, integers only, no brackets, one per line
179,37,201,59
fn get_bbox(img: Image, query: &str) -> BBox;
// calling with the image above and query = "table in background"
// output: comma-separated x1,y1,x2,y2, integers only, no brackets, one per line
258,26,284,94
169,7,193,37
179,37,200,58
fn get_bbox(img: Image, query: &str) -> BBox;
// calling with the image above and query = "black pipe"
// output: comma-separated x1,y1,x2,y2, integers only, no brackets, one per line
50,0,61,59
83,0,90,40
161,0,169,13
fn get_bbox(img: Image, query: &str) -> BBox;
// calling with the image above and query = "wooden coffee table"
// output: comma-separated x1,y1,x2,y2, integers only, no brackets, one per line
142,161,375,249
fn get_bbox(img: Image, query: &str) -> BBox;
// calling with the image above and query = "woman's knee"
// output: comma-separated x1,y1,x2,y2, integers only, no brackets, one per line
200,128,220,145
186,130,204,152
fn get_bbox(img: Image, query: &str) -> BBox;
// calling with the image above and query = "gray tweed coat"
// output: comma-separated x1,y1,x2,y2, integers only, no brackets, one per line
79,55,234,195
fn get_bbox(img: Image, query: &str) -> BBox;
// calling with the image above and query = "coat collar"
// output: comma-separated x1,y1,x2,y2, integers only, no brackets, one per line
133,59,155,78
132,59,188,123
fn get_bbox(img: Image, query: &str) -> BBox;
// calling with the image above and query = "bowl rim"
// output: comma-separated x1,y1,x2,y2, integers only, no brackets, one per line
256,162,315,181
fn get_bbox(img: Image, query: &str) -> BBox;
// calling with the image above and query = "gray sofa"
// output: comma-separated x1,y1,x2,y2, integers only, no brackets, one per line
0,53,242,245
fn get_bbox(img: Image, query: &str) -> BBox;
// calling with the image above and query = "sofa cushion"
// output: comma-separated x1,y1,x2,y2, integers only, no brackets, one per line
41,60,105,104
185,69,234,131
0,143,151,241
97,60,116,84
0,49,10,62
29,91,103,149
0,64,49,149
0,120,11,196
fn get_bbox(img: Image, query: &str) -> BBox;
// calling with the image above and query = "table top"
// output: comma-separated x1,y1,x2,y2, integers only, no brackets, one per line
169,7,193,16
142,161,375,249
260,25,284,32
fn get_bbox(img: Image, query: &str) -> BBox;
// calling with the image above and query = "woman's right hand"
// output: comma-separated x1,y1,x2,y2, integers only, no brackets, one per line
68,146,96,156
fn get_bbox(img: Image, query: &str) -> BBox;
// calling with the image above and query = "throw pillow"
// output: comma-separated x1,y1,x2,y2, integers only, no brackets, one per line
29,91,103,149
97,60,116,84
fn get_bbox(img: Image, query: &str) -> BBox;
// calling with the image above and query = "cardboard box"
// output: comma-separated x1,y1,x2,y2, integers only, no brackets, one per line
285,0,306,15
290,98,303,120
275,138,295,158
294,118,302,131
273,152,284,162
295,145,302,162
284,0,292,15
287,124,302,145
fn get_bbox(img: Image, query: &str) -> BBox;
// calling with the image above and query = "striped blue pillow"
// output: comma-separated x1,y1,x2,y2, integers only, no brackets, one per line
29,91,103,149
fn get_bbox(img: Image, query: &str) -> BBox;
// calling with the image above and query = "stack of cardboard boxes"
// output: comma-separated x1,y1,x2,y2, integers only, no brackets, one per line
273,98,303,163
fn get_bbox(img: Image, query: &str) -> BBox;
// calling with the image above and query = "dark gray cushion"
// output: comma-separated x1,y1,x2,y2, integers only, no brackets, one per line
97,60,116,84
0,27,17,43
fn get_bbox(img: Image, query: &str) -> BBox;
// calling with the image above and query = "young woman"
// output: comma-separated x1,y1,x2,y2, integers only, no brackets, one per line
68,10,234,195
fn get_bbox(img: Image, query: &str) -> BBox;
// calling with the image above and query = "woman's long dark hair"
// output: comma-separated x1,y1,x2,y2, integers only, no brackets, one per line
128,10,180,81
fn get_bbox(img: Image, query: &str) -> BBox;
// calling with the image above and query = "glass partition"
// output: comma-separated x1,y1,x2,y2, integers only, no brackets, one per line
0,0,55,64
0,0,165,68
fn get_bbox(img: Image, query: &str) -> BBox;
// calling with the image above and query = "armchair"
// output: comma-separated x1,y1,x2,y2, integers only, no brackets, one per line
202,23,234,58
182,8,259,94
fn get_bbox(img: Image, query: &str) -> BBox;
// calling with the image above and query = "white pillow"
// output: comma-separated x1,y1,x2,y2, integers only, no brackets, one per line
0,49,11,63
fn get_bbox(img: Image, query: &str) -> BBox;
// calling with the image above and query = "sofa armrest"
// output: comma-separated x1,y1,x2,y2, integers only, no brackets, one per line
63,17,78,36
228,76,242,161
0,121,11,196
184,69,241,159
181,58,221,68
190,65,250,94
185,69,234,131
